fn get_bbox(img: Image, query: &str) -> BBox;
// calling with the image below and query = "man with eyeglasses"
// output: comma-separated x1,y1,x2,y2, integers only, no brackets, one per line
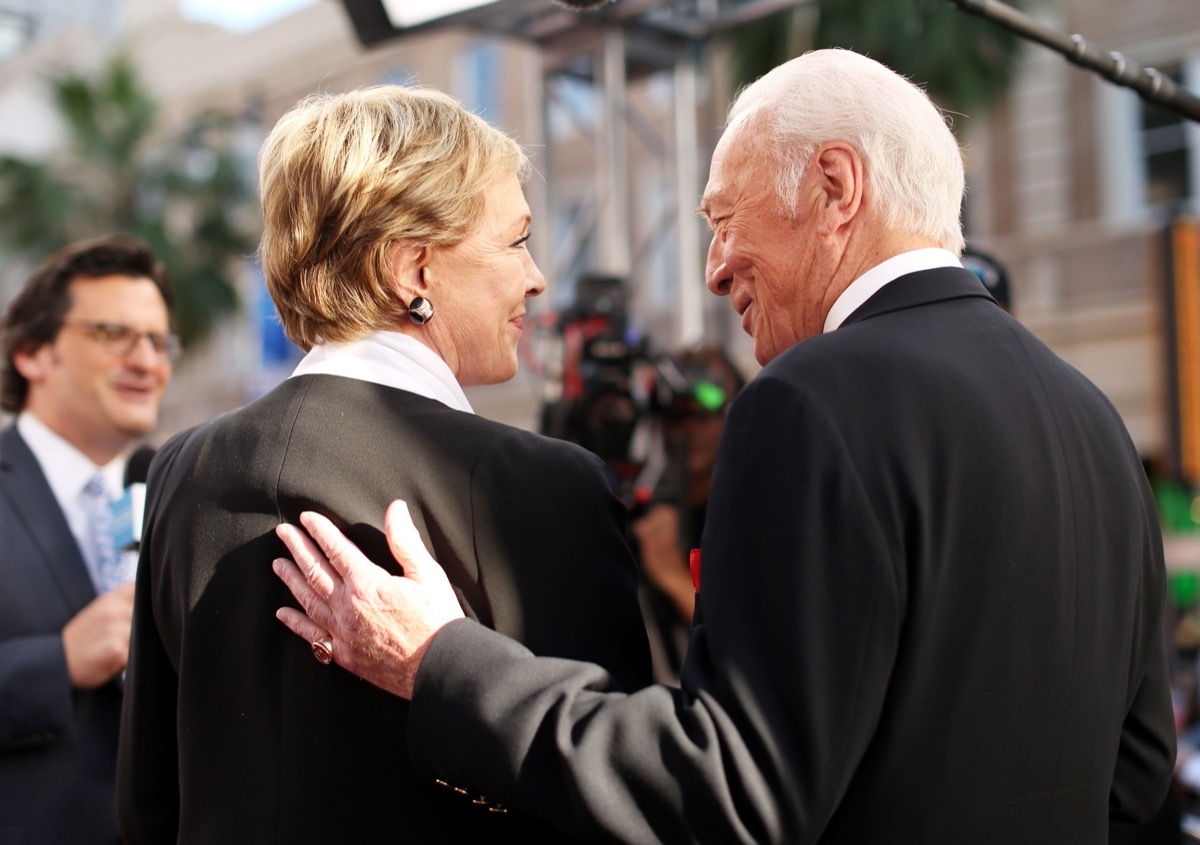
0,233,175,845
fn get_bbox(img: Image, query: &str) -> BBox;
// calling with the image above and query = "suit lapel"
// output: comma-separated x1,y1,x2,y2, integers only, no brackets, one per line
841,266,998,328
0,425,97,610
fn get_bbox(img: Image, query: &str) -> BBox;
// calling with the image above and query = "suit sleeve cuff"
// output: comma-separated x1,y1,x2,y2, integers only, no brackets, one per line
407,619,532,773
0,633,76,749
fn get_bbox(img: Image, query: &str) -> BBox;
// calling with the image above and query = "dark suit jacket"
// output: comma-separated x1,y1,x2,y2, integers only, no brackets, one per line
404,268,1177,843
0,425,122,845
117,374,651,843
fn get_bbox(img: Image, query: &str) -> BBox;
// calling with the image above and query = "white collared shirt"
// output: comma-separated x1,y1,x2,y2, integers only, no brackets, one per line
17,410,126,581
823,248,964,333
290,331,474,414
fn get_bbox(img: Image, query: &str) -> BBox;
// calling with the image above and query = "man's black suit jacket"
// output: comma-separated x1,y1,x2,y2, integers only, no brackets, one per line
0,425,122,845
117,374,651,843
403,268,1177,843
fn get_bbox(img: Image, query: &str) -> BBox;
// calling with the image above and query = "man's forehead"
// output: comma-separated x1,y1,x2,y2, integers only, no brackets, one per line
69,274,158,296
66,275,168,317
700,128,761,215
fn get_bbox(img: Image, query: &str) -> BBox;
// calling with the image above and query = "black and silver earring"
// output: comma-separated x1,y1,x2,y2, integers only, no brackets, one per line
408,297,434,326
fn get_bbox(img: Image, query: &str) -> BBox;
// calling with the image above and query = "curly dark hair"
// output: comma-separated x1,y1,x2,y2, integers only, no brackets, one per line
1,234,172,413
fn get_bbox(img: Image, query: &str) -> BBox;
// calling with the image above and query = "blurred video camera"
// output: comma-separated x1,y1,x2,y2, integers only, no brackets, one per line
536,274,725,508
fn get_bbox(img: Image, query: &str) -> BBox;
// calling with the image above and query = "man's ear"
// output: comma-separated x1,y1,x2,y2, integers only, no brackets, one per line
814,142,864,234
388,243,429,300
12,344,48,385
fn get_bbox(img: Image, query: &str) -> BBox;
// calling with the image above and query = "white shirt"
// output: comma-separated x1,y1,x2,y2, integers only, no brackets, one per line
290,331,474,414
823,248,963,333
17,411,126,586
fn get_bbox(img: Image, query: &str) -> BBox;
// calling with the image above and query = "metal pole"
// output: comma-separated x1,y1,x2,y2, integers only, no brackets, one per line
596,25,631,275
948,0,1200,123
674,50,704,346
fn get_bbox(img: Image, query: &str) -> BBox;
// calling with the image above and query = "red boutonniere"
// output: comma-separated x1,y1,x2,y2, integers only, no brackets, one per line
689,548,701,592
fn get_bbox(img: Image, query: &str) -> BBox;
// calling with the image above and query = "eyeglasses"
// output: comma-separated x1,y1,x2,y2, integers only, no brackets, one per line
63,321,181,361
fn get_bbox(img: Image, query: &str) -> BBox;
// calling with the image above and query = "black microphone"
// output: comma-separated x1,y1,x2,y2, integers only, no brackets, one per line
551,0,614,9
124,444,155,487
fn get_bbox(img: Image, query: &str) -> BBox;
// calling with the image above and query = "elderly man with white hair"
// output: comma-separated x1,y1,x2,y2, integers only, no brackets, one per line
273,49,1175,844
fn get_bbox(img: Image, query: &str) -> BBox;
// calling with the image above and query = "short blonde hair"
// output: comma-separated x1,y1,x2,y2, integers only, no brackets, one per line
258,85,530,350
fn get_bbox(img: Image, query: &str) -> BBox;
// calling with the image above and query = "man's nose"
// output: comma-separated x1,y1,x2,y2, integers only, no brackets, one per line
705,235,731,296
125,334,165,369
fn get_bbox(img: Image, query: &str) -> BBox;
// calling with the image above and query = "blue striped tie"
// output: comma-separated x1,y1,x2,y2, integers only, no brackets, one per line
83,473,123,594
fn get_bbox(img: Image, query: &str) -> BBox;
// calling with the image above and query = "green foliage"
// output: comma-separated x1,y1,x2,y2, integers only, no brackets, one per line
0,54,259,350
1155,479,1200,534
813,0,1023,114
724,10,801,100
726,0,1025,116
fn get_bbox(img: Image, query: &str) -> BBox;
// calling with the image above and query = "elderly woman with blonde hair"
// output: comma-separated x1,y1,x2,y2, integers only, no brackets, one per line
117,85,651,844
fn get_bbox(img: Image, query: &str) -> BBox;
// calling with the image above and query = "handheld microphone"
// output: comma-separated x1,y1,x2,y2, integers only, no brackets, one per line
551,0,614,9
119,445,156,550
124,445,155,487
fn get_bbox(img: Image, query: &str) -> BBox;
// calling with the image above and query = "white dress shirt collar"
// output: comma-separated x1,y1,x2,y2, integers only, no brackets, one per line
290,331,474,414
16,410,125,503
823,248,963,333
17,411,127,581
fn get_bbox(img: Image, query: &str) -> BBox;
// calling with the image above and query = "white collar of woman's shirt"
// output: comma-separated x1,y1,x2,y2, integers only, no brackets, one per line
823,247,964,333
290,331,475,414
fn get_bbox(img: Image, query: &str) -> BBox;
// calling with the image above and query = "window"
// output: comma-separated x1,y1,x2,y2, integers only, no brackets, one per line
1099,54,1200,223
547,74,596,142
1140,63,1194,207
0,10,32,61
457,39,501,124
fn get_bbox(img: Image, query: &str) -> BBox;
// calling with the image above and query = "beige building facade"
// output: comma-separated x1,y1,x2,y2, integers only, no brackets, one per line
963,0,1199,464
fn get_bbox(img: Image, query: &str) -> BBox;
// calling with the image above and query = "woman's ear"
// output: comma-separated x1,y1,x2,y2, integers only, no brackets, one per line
388,243,428,300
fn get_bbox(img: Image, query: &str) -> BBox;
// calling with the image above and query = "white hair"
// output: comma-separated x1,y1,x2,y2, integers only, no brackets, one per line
727,49,966,254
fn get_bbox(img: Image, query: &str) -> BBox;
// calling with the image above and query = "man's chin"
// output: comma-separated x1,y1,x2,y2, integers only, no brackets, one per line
115,412,160,440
